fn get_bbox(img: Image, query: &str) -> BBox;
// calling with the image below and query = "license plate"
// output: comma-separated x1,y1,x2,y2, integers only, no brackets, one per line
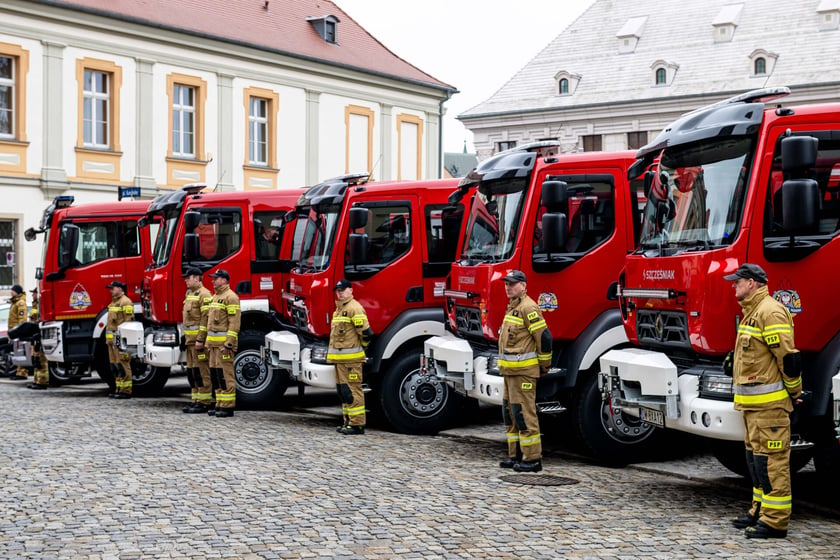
639,406,665,428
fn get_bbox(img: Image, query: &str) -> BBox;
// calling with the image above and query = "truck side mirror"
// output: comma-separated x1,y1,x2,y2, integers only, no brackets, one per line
348,207,368,230
183,211,201,233
24,227,38,242
781,136,818,173
58,224,80,269
541,180,567,210
183,233,200,261
781,178,820,231
541,213,568,253
643,170,655,198
347,232,369,265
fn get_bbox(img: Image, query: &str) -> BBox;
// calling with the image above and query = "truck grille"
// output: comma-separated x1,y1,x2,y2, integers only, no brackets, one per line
291,306,307,330
454,305,482,337
636,310,689,348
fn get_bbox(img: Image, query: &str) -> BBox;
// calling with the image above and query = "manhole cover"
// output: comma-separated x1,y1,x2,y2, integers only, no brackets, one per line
500,474,579,486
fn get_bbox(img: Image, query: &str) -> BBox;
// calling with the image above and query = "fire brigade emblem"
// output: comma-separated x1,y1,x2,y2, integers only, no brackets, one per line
773,289,802,314
69,283,92,310
538,292,558,312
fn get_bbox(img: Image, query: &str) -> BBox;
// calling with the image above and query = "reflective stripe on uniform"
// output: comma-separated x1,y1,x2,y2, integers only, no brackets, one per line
216,393,236,402
108,306,122,312
206,331,227,343
332,316,352,324
528,319,547,333
327,347,365,361
227,304,240,315
537,352,551,361
498,351,538,369
753,487,763,502
733,381,789,405
184,325,200,335
784,377,802,389
761,494,792,510
346,405,366,417
737,325,762,338
503,314,524,326
507,433,520,443
226,330,238,339
519,434,542,447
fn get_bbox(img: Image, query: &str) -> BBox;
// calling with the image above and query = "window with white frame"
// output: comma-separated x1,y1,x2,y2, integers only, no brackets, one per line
83,69,109,147
172,84,195,157
0,56,14,138
249,97,268,165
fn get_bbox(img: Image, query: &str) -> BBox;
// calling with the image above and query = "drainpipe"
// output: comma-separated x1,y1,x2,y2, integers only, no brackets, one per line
438,89,454,178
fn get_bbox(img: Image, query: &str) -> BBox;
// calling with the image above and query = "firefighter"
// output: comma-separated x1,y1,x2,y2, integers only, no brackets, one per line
724,263,801,539
27,288,49,390
105,281,134,399
7,284,29,380
497,270,551,473
327,278,372,435
199,269,240,418
182,267,214,413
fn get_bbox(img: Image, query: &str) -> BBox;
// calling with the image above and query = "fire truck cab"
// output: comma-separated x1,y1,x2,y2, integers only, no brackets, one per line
264,174,468,434
600,87,840,475
25,196,153,389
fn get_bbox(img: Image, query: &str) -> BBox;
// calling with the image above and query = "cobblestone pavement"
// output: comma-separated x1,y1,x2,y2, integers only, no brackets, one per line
1,378,838,560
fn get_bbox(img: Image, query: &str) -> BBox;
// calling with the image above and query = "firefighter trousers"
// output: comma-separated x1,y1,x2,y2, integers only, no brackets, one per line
108,343,132,395
502,374,541,461
208,345,236,410
32,349,49,386
187,343,213,406
742,408,792,530
335,362,366,427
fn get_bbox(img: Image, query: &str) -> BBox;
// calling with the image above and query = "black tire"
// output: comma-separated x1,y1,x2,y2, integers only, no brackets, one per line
234,329,290,409
572,372,662,464
712,440,814,478
129,358,170,396
379,351,463,435
94,340,116,393
48,361,87,385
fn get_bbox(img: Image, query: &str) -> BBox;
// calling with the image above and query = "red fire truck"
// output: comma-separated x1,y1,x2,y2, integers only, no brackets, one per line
264,173,468,434
422,143,655,461
600,87,840,476
24,196,152,388
122,184,301,403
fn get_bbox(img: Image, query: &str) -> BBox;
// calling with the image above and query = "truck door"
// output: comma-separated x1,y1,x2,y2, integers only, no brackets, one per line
342,197,419,331
421,202,466,303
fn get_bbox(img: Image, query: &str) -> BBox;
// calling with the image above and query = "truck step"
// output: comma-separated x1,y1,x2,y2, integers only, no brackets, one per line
537,401,567,415
790,437,815,451
362,383,372,394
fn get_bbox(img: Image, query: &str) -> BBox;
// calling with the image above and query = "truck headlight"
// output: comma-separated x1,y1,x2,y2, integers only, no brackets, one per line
310,345,328,364
153,330,179,347
699,373,733,401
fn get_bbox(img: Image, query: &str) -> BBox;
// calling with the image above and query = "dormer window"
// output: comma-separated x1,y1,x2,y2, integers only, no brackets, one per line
651,60,678,87
554,71,581,96
748,49,778,77
817,0,840,30
712,3,743,43
616,16,647,54
306,14,340,44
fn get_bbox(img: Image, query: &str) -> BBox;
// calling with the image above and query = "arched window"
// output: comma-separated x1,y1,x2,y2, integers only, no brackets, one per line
754,57,766,75
655,68,667,85
559,78,569,94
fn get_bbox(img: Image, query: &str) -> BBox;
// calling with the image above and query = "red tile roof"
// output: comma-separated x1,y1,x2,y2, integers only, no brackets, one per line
36,0,454,90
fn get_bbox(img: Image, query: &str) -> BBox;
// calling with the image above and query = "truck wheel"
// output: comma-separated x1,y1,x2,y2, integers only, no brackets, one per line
94,340,117,393
712,440,813,477
129,358,170,396
234,330,289,409
48,362,86,385
379,352,461,435
572,372,661,464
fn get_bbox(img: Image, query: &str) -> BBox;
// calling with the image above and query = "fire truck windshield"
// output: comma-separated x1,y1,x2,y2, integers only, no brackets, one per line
461,185,525,262
639,136,755,251
293,206,340,272
151,211,179,267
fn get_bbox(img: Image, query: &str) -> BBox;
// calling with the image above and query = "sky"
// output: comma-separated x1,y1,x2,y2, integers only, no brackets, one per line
336,0,596,154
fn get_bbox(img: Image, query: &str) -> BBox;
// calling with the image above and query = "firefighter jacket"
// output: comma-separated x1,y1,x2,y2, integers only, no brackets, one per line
327,296,370,365
498,293,551,378
733,285,801,412
29,301,39,322
182,285,212,344
8,293,27,331
106,294,134,345
199,284,240,350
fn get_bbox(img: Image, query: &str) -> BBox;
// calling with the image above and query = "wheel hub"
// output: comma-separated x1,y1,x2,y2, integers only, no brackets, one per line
600,399,655,443
235,351,269,391
400,371,447,416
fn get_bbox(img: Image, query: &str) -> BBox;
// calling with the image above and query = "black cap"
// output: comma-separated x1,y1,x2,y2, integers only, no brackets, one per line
334,278,352,290
10,284,23,294
106,281,127,290
501,270,527,283
210,269,230,280
182,267,202,278
724,263,768,283
29,287,38,293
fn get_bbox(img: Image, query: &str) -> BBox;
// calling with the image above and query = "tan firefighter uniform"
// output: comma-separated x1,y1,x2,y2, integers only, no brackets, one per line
29,303,49,388
499,293,551,463
199,284,240,412
106,292,135,395
8,290,28,379
733,284,801,533
327,294,371,428
183,284,213,407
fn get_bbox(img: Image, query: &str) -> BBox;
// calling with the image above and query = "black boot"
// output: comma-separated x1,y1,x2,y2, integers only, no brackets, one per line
731,510,760,529
745,521,787,539
339,425,365,435
513,459,543,473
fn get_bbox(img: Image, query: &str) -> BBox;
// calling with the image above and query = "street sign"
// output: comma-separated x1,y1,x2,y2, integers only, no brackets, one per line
119,186,141,200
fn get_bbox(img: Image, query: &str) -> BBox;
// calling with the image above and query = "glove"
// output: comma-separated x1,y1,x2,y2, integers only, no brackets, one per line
723,351,734,376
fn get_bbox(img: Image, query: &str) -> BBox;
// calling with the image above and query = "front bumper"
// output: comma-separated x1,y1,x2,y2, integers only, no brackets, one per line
40,321,64,362
599,348,744,441
264,330,334,389
424,333,503,406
